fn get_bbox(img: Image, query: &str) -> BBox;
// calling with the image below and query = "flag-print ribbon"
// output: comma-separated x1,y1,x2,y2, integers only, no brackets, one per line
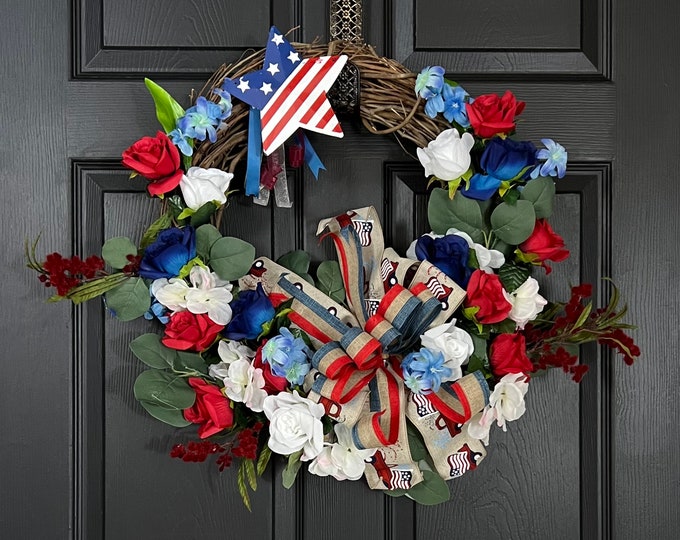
274,207,487,450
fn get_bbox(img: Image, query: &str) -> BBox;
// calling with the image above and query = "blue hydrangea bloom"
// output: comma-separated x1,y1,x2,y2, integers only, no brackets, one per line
179,96,225,144
401,348,452,394
168,127,193,157
144,299,169,324
213,88,233,119
442,84,470,127
424,93,445,118
415,66,445,100
531,138,568,179
261,327,311,385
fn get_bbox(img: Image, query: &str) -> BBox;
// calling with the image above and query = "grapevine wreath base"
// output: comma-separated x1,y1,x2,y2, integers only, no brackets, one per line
28,27,638,507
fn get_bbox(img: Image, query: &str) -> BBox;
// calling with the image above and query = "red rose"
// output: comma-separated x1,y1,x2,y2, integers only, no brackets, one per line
489,333,534,377
184,378,233,438
162,311,224,352
465,269,512,324
467,91,525,139
122,131,183,196
519,219,570,273
253,343,288,394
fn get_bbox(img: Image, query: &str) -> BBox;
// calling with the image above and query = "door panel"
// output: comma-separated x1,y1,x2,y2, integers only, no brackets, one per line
5,0,678,539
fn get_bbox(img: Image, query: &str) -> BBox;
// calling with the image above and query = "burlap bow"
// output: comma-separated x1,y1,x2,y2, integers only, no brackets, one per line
240,207,490,488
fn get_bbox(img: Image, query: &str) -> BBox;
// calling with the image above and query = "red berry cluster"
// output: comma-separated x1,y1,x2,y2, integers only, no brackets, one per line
170,441,224,463
122,253,142,274
232,422,264,460
524,283,639,382
39,253,105,296
170,422,264,472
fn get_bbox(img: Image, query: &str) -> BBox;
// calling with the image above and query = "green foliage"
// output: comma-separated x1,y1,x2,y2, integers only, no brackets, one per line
209,237,256,281
316,260,346,304
281,450,304,489
189,202,217,227
173,351,208,375
277,250,314,284
129,333,175,369
133,369,195,427
51,273,129,304
195,224,223,260
140,212,173,249
498,262,532,293
144,78,185,134
520,176,555,218
428,188,484,243
385,469,450,505
256,446,272,476
104,277,150,321
490,200,536,244
102,237,137,269
406,421,429,462
237,460,253,512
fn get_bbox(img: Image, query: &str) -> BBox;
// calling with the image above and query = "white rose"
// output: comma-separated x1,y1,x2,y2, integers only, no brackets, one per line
308,423,375,481
263,391,325,460
420,320,474,381
416,129,475,181
503,277,548,330
180,166,233,211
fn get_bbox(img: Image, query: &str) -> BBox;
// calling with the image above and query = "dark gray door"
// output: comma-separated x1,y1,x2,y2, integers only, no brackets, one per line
2,0,677,539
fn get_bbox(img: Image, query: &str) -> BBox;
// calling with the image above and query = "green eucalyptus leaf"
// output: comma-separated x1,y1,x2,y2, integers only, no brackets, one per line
402,470,450,505
282,450,304,489
520,176,556,218
101,237,137,269
209,237,256,281
406,421,429,462
490,200,536,245
316,260,346,304
277,250,311,275
196,224,223,261
190,202,217,227
104,277,150,321
129,333,175,369
428,188,484,243
133,369,196,411
140,212,173,249
138,400,192,427
173,351,208,375
144,78,185,133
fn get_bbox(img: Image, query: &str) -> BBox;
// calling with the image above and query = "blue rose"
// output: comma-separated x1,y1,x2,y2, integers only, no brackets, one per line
462,173,502,201
480,137,537,181
139,226,196,279
415,234,472,288
223,284,275,340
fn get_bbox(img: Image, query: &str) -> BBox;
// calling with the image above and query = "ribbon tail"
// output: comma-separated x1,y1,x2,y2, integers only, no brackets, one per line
302,133,325,180
245,108,263,197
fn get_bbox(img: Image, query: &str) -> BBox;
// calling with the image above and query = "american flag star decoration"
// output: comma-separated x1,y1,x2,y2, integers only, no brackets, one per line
222,27,347,196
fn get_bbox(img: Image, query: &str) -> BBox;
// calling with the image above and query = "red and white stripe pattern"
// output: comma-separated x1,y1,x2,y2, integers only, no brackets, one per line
412,392,438,417
390,468,413,490
447,451,472,478
425,276,446,298
351,219,374,246
260,55,347,155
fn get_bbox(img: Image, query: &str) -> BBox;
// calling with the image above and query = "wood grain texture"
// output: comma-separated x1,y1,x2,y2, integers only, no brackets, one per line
414,0,580,49
612,0,680,538
389,0,607,76
0,1,71,538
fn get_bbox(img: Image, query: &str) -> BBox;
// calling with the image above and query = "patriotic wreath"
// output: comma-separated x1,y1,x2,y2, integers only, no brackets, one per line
27,27,639,507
